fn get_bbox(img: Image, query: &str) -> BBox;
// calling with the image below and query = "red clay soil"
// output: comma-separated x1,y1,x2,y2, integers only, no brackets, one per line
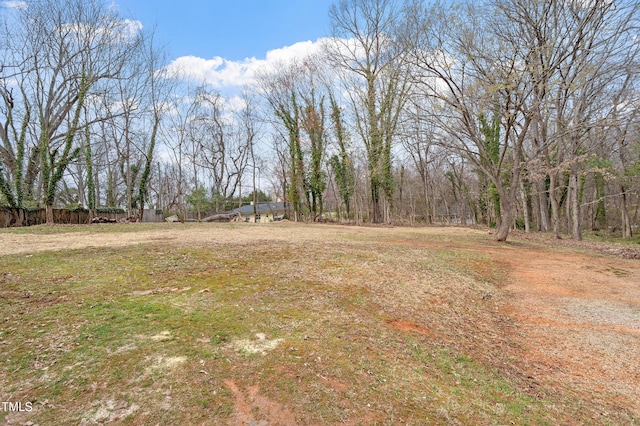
223,379,300,426
217,231,640,424
222,235,640,423
488,239,640,420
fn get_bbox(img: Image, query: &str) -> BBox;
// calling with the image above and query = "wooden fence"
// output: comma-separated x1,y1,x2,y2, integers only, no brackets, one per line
0,208,133,228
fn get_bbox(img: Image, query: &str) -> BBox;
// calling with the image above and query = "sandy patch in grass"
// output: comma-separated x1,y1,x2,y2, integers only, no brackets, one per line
80,399,139,425
137,330,173,342
145,355,187,374
231,333,284,355
108,343,137,355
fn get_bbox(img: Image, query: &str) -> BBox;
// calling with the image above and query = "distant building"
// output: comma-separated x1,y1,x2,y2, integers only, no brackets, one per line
230,202,286,223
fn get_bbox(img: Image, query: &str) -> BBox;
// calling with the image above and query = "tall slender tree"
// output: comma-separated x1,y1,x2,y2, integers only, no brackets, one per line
328,93,355,221
327,0,411,223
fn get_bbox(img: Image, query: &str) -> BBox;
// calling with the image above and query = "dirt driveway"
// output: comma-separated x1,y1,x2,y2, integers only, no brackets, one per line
486,241,640,419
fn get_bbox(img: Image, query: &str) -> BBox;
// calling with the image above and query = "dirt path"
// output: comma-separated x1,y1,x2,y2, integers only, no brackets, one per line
489,246,640,418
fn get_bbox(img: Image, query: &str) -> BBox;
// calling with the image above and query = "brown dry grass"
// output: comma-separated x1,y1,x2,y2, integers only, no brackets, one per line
0,222,638,425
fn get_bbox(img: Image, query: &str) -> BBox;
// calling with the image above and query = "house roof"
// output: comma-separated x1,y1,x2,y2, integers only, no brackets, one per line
230,202,285,215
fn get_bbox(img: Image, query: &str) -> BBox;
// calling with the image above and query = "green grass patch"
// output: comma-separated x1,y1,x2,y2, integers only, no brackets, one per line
583,229,640,245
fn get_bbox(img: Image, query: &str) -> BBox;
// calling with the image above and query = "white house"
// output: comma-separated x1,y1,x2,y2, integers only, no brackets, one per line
230,202,286,223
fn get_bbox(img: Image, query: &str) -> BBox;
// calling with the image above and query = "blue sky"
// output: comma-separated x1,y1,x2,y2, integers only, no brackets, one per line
1,0,338,91
114,0,336,61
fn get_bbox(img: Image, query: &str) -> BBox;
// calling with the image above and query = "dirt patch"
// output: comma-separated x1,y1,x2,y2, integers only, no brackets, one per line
487,244,640,419
387,319,435,338
223,379,301,426
384,228,640,420
319,376,349,393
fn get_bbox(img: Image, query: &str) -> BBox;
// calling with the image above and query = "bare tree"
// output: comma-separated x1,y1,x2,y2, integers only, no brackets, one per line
258,56,333,222
503,0,640,239
187,86,252,213
238,89,261,214
399,0,640,240
403,1,534,240
326,0,412,223
400,94,441,224
13,0,144,223
163,84,197,216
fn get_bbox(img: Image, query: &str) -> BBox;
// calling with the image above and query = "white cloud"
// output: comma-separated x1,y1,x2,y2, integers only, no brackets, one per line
264,40,321,64
224,95,248,113
164,38,327,89
2,1,26,9
121,19,143,40
163,56,242,87
59,18,143,45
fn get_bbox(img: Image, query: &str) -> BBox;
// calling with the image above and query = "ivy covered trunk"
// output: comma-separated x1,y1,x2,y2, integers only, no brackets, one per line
40,72,89,224
85,124,96,221
137,115,159,223
300,90,327,221
371,179,382,224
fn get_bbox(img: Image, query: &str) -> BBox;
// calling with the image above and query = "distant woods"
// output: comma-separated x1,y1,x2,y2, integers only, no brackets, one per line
1,0,639,241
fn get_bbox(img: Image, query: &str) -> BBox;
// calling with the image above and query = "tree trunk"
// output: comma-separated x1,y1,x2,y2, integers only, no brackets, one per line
372,183,382,224
85,124,96,221
549,172,561,239
537,180,550,232
520,178,530,233
493,161,522,242
45,203,54,225
424,178,432,224
569,171,582,240
593,172,606,231
620,184,632,239
494,195,512,242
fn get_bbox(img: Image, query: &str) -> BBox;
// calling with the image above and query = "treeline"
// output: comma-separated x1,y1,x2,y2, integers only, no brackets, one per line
0,0,164,226
2,0,639,241
258,0,640,241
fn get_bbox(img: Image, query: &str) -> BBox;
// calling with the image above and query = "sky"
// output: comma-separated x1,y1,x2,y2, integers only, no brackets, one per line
1,0,338,92
113,0,337,90
115,0,335,60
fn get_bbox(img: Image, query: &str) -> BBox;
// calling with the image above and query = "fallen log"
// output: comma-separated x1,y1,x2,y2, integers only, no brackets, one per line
91,216,117,224
202,212,241,222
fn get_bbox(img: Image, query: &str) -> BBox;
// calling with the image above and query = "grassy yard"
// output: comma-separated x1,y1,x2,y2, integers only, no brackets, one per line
0,222,637,425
